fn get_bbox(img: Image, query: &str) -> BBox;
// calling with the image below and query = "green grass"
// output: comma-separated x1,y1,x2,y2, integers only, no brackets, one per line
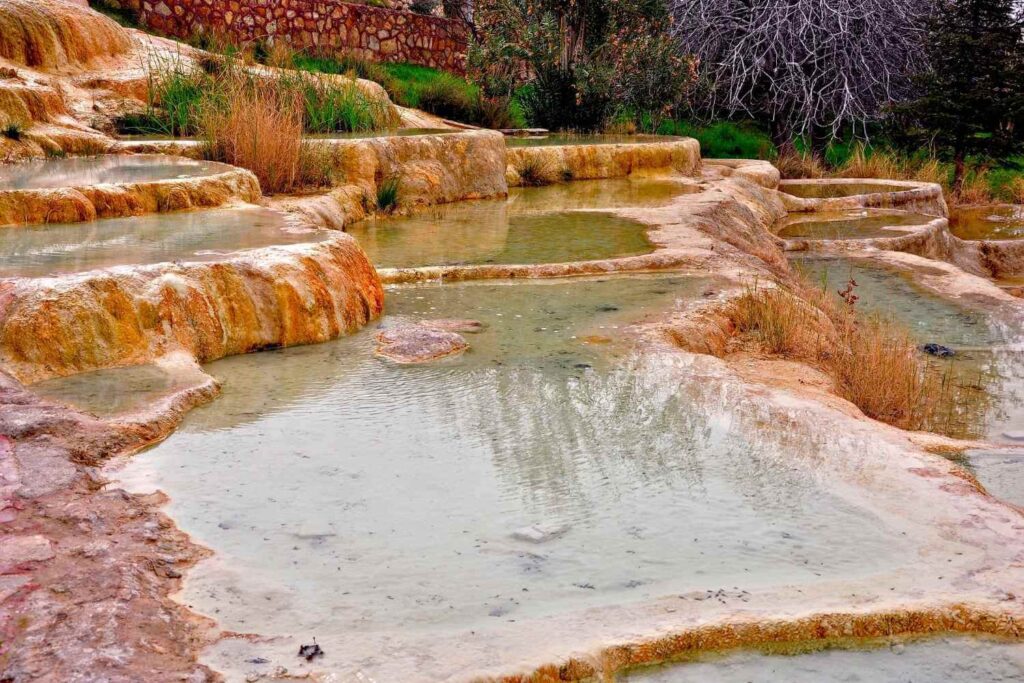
114,60,392,137
376,176,401,212
657,120,774,159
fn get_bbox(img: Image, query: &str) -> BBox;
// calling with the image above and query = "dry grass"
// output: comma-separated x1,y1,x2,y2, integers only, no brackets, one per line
774,150,825,179
514,154,557,186
825,144,1003,207
956,167,994,205
725,274,946,431
1007,177,1024,204
199,77,334,194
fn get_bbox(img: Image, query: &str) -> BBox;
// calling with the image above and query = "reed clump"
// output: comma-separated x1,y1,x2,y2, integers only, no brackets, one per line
198,76,336,194
725,274,946,431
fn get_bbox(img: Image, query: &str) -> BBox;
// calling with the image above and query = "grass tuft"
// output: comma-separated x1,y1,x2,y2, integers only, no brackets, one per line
725,273,953,432
2,121,24,140
515,155,556,186
376,176,401,213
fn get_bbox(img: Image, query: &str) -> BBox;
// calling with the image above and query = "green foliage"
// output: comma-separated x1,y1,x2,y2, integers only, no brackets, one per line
284,74,388,133
894,0,1024,187
470,0,691,131
376,176,401,212
114,57,392,137
417,76,481,122
659,120,774,159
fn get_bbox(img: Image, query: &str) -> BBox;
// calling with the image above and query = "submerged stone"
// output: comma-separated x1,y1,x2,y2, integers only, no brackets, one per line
920,343,956,358
374,321,471,363
511,523,571,544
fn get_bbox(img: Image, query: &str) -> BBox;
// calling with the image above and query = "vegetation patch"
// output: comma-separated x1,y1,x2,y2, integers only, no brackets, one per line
724,274,981,435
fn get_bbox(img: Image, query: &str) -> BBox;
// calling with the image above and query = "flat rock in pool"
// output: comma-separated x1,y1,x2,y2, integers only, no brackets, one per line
374,321,472,364
920,343,956,358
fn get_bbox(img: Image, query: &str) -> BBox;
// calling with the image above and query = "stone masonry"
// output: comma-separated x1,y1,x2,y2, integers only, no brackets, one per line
112,0,469,73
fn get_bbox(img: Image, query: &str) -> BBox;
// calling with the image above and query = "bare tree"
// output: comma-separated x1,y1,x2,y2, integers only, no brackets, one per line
671,0,933,152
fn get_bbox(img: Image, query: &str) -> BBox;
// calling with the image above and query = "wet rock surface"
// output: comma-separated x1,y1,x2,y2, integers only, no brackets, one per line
0,369,218,682
374,318,480,363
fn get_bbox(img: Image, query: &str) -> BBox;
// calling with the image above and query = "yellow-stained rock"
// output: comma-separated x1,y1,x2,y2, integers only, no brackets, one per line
0,235,384,383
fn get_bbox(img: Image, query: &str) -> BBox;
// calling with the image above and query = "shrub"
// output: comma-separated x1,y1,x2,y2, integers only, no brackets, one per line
417,76,480,122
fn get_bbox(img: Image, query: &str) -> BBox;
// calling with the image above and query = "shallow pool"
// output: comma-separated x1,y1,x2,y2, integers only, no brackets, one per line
780,181,917,199
0,206,327,277
346,178,698,269
623,636,1024,682
950,205,1024,240
103,274,926,679
0,154,236,191
777,211,932,240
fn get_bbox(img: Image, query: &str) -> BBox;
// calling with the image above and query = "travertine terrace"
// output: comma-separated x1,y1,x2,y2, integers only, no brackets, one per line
0,2,1021,683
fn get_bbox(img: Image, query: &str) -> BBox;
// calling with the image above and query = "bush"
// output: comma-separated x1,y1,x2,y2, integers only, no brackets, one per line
116,55,394,137
417,76,480,122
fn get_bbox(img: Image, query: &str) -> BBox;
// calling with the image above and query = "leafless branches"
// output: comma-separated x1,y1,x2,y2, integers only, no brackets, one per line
671,0,932,145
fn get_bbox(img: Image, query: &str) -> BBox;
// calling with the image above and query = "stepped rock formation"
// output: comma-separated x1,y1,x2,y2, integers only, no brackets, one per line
506,139,702,186
0,236,384,383
0,0,132,69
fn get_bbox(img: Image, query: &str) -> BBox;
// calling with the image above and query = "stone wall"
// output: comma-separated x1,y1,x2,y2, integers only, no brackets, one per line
109,0,468,72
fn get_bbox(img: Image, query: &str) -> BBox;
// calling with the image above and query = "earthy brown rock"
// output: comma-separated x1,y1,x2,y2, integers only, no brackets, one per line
0,0,132,69
374,320,471,363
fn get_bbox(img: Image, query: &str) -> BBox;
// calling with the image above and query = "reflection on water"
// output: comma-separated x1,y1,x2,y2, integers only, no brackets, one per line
777,211,932,240
347,178,699,268
779,182,917,199
113,276,919,643
505,134,677,147
0,206,327,277
950,205,1024,240
623,636,1024,682
0,154,235,190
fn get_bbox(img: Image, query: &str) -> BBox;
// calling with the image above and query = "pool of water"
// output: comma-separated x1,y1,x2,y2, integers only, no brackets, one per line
31,363,204,418
623,636,1024,682
0,154,236,191
950,205,1024,240
0,206,328,277
505,134,677,148
779,182,917,199
346,178,698,269
777,211,932,240
108,275,923,676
